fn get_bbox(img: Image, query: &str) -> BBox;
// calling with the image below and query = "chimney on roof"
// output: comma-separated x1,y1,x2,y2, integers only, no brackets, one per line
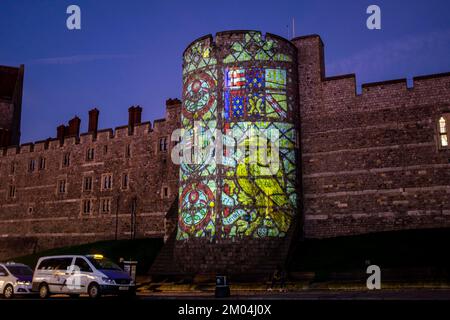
88,108,99,133
67,116,81,137
57,125,66,141
128,105,143,134
128,106,136,128
134,105,142,125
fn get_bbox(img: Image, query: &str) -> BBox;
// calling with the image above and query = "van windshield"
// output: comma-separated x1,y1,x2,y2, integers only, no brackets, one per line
7,265,33,276
86,256,122,271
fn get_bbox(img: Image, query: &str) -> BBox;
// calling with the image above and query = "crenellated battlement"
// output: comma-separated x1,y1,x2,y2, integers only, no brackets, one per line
293,34,450,116
293,34,450,240
0,97,181,259
0,100,181,158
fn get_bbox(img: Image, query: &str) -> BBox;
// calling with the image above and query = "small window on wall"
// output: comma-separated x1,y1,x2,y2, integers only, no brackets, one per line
63,153,71,167
438,115,449,148
83,176,93,191
159,137,168,152
162,186,169,198
122,173,129,190
82,199,93,215
8,185,16,199
58,179,67,194
86,147,95,161
10,162,16,174
39,157,46,170
101,173,113,191
125,144,131,158
28,159,35,172
100,198,111,214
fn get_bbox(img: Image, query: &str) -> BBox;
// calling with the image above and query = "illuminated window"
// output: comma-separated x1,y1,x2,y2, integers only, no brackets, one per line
439,116,448,148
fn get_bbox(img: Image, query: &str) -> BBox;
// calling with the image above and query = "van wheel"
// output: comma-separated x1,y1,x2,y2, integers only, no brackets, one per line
39,283,50,299
3,284,14,299
88,283,101,299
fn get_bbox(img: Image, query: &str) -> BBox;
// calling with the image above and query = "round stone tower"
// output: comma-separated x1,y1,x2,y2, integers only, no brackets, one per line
175,30,300,274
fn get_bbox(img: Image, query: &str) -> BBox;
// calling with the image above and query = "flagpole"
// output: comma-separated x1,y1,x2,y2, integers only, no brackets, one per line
292,17,295,39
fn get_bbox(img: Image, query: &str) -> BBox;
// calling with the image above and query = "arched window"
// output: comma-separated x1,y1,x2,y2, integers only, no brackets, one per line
439,116,448,147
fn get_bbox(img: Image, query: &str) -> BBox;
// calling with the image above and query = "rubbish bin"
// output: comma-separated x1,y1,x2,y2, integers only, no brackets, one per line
122,260,138,285
215,275,230,298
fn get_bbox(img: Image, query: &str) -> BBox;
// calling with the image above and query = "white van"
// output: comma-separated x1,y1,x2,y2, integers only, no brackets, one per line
32,254,135,299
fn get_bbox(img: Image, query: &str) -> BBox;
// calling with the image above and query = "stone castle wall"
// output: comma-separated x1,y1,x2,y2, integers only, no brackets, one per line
0,102,180,260
1,32,450,269
294,35,450,238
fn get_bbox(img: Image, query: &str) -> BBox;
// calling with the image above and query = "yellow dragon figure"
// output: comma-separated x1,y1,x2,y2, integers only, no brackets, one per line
235,146,292,235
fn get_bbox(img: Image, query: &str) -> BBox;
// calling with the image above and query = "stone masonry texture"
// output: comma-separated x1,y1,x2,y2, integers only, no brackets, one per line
1,33,450,270
0,101,180,260
293,35,450,239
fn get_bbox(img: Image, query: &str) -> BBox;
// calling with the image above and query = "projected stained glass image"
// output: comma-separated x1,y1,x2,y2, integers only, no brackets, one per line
222,32,292,63
178,180,216,240
224,67,289,121
178,37,218,240
221,121,297,238
178,31,298,240
183,69,217,122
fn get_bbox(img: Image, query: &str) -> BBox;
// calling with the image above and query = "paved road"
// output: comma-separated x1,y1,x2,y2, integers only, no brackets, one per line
140,289,450,300
4,289,450,300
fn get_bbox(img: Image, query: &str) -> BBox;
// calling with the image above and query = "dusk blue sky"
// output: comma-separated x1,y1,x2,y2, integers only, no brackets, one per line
1,0,450,143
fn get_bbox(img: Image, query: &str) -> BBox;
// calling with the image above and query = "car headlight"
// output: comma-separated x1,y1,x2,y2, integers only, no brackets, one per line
16,281,30,285
102,277,115,285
